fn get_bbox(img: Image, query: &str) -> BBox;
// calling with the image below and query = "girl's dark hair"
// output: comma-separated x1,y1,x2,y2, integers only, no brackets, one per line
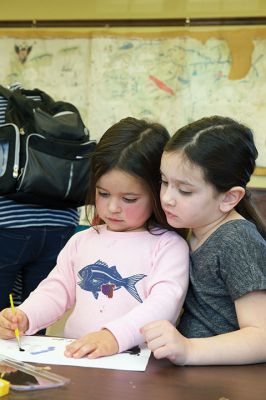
165,115,265,238
86,117,186,237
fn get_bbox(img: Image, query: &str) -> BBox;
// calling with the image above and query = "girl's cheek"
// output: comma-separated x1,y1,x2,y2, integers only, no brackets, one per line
95,197,105,214
125,204,148,221
123,204,137,218
126,203,153,224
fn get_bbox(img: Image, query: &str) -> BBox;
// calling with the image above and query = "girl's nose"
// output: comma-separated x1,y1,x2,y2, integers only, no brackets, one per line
108,198,121,213
161,187,176,207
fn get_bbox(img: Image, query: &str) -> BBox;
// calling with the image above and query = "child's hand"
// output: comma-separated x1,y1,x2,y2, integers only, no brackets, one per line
141,320,190,365
0,308,29,339
64,329,119,359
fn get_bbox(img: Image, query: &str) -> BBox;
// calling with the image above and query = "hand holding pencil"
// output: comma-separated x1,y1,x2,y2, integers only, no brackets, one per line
0,296,29,341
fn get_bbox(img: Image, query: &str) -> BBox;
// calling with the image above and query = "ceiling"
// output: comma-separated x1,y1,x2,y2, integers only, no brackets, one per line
1,0,266,21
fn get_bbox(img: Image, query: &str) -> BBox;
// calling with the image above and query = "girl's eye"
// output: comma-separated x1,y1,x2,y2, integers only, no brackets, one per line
179,189,192,195
160,179,168,186
98,191,109,198
123,197,137,203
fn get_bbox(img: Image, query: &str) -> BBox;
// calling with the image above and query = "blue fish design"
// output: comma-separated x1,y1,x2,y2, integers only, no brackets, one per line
77,260,146,303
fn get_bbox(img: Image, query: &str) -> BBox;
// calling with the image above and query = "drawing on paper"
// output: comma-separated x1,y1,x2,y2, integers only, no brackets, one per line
0,336,151,371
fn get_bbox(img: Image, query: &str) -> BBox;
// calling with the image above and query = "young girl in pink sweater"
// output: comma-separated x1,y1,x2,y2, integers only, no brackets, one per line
0,117,189,359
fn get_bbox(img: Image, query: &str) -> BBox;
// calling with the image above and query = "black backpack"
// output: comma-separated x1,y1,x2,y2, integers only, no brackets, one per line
0,85,96,208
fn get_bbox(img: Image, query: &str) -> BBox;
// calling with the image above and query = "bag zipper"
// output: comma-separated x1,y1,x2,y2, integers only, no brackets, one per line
65,163,73,198
2,124,20,178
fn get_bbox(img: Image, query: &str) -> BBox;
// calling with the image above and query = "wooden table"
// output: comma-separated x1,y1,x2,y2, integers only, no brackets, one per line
6,356,266,400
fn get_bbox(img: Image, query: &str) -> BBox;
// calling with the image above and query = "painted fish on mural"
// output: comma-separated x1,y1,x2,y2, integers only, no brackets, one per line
149,74,175,96
77,260,146,302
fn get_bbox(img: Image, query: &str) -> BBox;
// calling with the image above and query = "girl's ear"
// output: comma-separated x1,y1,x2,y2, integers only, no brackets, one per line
219,186,245,213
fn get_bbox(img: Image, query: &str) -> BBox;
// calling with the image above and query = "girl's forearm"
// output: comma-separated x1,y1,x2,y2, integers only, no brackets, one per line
186,327,266,365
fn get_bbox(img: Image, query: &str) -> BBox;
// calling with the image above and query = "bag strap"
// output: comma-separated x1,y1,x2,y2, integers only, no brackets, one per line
0,84,12,99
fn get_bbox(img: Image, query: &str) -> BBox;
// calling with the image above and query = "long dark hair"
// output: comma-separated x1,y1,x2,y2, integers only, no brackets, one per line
165,115,265,238
86,116,186,237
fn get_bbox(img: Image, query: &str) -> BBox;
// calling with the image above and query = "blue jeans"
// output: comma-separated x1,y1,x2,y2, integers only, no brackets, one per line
0,226,75,311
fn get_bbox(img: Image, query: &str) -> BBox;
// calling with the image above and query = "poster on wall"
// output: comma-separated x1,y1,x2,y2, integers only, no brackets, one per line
0,29,265,169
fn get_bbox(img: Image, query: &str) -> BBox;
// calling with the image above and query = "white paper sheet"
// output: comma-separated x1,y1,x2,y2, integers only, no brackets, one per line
0,336,151,371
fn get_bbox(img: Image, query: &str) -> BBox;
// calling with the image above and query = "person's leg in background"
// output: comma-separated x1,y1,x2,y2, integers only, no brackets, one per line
0,227,33,310
0,226,75,312
22,226,75,302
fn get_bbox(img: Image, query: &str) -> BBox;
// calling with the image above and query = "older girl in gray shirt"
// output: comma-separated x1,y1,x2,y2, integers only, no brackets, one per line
142,115,266,365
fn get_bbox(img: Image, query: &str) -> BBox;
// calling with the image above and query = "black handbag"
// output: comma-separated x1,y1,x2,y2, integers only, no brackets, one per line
0,86,96,208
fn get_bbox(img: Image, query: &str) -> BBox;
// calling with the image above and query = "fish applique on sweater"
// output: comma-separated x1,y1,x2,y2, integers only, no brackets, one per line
77,259,146,302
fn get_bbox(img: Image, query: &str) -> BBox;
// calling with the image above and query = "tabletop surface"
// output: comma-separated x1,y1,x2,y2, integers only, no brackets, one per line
5,356,266,400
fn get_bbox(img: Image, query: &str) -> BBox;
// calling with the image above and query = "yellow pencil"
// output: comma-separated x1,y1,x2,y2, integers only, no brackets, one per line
9,293,22,351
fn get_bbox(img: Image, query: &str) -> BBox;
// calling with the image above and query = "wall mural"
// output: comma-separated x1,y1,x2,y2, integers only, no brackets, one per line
0,28,265,169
